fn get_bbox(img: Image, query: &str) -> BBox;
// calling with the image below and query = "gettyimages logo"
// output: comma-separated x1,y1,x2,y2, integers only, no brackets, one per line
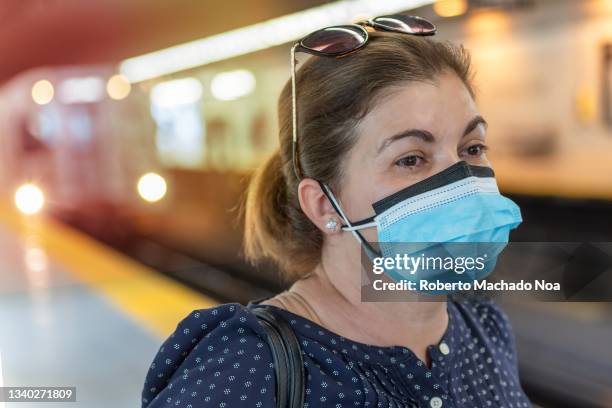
360,242,612,302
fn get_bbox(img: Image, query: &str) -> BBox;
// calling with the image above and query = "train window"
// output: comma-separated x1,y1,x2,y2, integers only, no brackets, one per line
66,106,93,146
20,105,66,153
150,78,205,168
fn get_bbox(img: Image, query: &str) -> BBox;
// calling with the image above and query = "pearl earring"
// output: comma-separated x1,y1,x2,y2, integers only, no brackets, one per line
325,218,339,232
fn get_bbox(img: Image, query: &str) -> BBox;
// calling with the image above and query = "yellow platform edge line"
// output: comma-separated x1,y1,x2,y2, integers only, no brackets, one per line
0,202,218,338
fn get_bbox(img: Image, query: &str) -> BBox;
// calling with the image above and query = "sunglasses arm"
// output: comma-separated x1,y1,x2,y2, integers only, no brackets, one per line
290,43,303,180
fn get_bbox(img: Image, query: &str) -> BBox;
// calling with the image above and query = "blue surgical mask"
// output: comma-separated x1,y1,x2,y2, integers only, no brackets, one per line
320,161,522,291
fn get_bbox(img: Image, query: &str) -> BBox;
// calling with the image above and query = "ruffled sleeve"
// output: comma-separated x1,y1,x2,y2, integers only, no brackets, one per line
141,303,276,408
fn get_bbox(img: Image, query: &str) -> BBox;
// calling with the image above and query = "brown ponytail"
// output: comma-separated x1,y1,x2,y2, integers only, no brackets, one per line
243,148,322,282
242,32,475,283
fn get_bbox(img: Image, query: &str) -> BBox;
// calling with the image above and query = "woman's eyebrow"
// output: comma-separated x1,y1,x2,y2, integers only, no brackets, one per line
376,129,434,155
376,115,488,155
463,115,488,137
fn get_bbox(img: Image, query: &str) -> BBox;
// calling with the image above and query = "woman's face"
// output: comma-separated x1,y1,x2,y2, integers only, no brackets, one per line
339,71,489,243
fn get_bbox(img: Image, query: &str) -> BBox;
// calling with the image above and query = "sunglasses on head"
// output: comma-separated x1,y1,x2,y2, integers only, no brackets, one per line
290,14,437,180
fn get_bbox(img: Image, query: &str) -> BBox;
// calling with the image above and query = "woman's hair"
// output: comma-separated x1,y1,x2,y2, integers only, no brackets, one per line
242,31,476,282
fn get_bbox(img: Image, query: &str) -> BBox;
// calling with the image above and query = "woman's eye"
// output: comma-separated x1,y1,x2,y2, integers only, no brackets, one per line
464,144,488,157
395,155,423,168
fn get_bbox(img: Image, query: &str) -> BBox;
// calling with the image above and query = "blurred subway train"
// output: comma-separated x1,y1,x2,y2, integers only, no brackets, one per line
0,66,171,244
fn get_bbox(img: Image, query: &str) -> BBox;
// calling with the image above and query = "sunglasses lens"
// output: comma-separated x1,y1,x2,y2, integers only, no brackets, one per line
301,25,367,55
373,15,436,35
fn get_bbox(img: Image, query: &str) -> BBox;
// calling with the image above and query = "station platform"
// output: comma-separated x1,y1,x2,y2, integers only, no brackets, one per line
0,203,217,408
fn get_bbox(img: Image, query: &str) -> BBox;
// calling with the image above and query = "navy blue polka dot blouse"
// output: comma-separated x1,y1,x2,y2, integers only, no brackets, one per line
142,298,531,407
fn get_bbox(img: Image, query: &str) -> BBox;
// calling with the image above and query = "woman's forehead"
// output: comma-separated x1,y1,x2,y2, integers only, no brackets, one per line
355,72,478,149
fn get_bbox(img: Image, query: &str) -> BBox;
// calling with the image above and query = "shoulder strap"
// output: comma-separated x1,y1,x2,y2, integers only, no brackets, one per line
250,305,305,408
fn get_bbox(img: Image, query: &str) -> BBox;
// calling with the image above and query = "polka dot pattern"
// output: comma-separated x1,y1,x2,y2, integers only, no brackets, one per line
142,299,530,407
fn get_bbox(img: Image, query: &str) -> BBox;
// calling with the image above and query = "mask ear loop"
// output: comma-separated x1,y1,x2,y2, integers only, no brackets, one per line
317,181,381,259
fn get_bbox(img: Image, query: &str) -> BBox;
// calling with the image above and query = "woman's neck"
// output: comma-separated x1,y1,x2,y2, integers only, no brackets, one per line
267,261,449,367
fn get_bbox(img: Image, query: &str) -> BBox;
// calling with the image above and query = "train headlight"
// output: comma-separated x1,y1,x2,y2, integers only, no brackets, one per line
137,172,167,203
15,184,45,215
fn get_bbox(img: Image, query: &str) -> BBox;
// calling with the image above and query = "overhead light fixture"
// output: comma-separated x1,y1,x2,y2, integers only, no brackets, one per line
120,0,436,83
433,0,468,17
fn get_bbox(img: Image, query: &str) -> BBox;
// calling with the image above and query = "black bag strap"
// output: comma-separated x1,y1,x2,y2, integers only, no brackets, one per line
250,304,305,408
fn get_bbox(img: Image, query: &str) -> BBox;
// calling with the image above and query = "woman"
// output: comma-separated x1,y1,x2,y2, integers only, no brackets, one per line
142,15,530,408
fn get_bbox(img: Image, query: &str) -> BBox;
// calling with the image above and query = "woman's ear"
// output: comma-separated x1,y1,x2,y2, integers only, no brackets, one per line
297,178,342,234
